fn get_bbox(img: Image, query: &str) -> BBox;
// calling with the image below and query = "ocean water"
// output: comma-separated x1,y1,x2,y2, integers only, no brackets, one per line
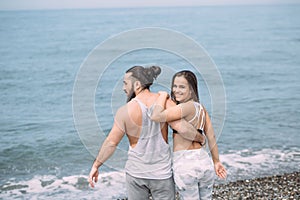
1,5,300,199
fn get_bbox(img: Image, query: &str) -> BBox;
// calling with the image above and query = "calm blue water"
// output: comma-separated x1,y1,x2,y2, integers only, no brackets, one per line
1,5,300,199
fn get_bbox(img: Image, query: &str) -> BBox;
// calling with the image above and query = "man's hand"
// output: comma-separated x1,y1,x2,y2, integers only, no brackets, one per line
195,130,206,144
88,165,99,188
170,119,206,143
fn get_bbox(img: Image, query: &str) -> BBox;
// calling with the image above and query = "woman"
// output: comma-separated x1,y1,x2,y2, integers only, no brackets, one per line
151,70,227,200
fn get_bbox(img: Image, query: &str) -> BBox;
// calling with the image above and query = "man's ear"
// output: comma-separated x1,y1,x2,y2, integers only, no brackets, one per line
133,80,141,91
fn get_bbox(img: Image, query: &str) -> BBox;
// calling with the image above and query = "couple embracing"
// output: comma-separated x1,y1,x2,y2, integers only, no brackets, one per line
88,65,227,200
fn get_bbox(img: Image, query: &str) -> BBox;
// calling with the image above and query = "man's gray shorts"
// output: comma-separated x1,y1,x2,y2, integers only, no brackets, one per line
126,173,175,200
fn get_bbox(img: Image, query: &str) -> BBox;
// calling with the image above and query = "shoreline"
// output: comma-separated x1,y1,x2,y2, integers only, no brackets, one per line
119,171,299,199
212,171,299,199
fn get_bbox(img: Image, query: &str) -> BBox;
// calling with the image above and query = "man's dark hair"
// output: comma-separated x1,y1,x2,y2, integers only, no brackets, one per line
126,65,161,90
125,66,161,102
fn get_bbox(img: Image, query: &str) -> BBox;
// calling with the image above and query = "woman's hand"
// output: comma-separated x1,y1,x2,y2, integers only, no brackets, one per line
158,91,169,98
214,161,227,179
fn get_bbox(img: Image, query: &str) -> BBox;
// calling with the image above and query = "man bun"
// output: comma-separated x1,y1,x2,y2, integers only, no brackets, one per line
150,66,161,79
126,65,162,90
144,66,161,81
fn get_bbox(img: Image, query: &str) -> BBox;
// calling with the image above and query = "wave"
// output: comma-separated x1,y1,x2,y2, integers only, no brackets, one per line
0,172,127,200
1,147,299,199
220,147,300,182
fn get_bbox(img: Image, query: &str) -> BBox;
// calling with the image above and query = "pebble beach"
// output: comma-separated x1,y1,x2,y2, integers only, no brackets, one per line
212,171,299,200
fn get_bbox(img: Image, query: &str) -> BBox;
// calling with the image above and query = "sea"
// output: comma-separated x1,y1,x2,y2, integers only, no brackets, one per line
0,4,299,199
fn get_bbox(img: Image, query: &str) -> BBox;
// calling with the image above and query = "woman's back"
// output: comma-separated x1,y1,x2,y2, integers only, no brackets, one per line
173,101,205,152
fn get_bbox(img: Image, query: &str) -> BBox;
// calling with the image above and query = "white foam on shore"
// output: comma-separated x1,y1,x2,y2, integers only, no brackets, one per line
1,148,299,199
0,171,127,200
220,148,300,182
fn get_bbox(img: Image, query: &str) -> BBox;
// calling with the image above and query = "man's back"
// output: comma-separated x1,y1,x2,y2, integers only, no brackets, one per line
115,91,168,147
120,91,172,179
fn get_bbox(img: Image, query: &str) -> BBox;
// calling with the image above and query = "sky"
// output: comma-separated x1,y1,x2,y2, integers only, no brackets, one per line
0,0,299,10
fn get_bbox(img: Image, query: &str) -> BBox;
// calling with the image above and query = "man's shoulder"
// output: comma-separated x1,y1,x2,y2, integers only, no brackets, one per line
126,99,139,108
115,100,139,115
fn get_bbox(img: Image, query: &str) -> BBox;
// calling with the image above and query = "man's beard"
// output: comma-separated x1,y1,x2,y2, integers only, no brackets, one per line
126,88,136,102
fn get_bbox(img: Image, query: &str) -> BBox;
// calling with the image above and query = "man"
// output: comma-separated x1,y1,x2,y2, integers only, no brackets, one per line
88,66,205,199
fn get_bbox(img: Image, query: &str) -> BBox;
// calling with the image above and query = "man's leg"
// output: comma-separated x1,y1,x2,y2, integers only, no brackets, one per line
149,176,175,200
126,173,150,200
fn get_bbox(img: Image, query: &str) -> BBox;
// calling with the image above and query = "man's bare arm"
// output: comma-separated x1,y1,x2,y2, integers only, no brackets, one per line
168,119,205,144
88,108,125,188
92,125,124,168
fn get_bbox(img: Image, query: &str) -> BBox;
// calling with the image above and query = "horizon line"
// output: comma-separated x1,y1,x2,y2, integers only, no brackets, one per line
0,2,299,12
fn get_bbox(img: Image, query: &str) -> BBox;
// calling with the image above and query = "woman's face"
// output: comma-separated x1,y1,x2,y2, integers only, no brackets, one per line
172,76,192,103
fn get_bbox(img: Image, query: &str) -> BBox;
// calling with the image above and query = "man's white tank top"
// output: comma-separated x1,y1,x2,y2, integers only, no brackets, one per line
125,98,172,179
